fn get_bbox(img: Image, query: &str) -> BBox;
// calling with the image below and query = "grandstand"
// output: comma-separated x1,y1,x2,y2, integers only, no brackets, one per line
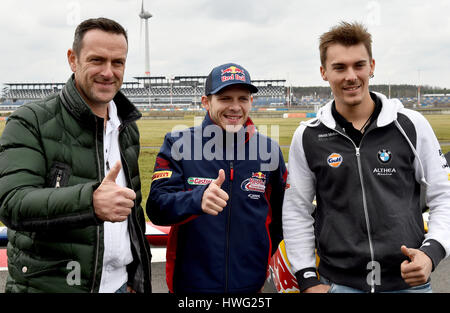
1,76,288,110
295,95,332,106
3,79,449,112
421,94,450,106
124,76,207,108
3,82,65,100
386,94,450,108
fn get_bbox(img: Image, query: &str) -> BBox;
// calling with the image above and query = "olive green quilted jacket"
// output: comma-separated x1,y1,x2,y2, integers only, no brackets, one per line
0,75,152,293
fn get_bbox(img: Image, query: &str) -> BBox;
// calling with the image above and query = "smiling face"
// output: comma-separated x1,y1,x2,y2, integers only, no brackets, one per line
67,29,127,115
320,42,375,109
202,85,253,132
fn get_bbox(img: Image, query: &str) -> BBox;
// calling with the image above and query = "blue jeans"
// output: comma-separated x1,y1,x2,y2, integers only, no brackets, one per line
320,276,432,293
115,283,129,293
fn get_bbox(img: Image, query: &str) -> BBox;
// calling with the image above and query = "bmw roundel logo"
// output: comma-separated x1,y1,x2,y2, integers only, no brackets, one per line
377,149,392,163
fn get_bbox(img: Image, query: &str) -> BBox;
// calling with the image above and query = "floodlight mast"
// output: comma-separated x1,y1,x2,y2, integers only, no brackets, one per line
139,0,152,106
139,0,152,76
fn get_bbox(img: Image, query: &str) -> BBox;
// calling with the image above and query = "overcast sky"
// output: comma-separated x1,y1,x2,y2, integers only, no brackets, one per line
1,0,449,91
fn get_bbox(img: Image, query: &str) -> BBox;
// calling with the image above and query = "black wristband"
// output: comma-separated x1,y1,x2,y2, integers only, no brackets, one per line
295,267,321,292
419,239,446,271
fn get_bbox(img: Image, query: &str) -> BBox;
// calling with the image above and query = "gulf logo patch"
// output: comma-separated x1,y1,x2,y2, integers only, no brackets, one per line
327,153,343,168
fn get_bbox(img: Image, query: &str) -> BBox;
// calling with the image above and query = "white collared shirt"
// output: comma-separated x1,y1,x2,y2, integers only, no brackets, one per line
99,100,133,293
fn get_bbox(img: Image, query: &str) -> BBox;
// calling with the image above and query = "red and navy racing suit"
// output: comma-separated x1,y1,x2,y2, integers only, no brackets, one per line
146,113,287,293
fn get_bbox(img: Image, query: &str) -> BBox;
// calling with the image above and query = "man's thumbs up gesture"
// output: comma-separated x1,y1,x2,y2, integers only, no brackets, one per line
201,169,229,216
400,245,432,286
93,161,136,222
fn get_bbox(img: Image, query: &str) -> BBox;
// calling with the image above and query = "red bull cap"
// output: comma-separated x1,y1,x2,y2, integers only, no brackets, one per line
205,62,258,95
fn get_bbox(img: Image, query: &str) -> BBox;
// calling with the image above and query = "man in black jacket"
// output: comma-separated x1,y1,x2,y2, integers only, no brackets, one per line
283,22,450,293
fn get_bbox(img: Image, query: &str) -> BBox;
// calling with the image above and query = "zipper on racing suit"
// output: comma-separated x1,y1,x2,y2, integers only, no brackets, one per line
333,129,376,293
225,161,234,292
55,170,63,188
355,146,376,293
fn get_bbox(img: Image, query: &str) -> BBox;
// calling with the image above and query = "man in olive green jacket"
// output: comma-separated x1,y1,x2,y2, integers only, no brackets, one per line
0,18,151,293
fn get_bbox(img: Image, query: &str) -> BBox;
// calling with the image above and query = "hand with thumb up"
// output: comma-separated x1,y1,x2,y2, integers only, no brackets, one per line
93,161,136,222
201,169,229,216
400,245,433,286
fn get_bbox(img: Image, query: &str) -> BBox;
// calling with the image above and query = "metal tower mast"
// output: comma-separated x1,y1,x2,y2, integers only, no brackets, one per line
139,0,152,76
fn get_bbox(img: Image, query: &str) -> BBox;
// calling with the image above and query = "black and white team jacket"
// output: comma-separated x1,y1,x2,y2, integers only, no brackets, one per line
283,92,450,292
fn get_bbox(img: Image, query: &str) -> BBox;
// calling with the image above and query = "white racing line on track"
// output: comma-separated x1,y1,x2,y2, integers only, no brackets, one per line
150,247,167,263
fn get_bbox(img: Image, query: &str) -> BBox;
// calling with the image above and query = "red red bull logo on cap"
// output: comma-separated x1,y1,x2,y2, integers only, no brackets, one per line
221,66,244,75
221,66,246,82
327,153,343,168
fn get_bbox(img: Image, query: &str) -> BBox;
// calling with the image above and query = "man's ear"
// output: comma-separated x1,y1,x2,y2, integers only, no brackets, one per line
320,66,328,81
67,49,77,73
201,95,210,111
370,58,375,76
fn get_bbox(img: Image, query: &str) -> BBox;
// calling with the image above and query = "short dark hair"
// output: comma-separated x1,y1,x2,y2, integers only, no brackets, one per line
319,21,372,68
72,17,128,56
